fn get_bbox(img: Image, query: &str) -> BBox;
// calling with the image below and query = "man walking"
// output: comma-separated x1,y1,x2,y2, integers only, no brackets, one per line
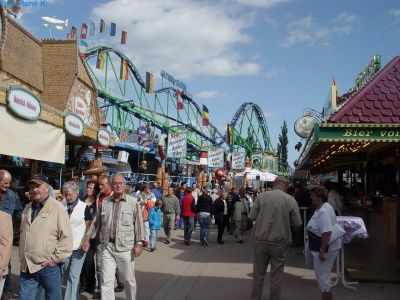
234,188,250,243
92,176,124,299
161,187,180,244
83,173,144,300
0,170,23,300
19,174,73,300
249,176,302,300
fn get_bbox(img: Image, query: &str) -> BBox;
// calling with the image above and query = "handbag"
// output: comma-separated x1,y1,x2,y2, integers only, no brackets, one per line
304,236,313,268
329,223,345,244
307,231,328,252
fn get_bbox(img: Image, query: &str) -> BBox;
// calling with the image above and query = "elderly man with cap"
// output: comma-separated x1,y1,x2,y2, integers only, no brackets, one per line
18,174,73,300
248,176,302,300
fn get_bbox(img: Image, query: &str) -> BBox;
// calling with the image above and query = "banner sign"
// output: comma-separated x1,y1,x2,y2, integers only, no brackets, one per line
160,70,186,91
98,129,110,146
231,152,246,169
315,125,400,143
251,153,263,170
208,147,224,168
6,87,41,120
64,113,84,137
262,154,278,173
167,132,187,158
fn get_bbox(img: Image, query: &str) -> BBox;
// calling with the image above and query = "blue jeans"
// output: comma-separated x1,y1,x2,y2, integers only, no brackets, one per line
183,217,194,242
150,229,159,249
19,265,62,300
62,249,86,300
198,212,211,243
144,221,150,242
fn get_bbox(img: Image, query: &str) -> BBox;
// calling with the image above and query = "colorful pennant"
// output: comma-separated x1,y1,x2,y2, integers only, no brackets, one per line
110,22,116,36
146,72,154,93
121,31,127,44
120,58,129,80
80,23,88,39
176,90,184,110
202,105,209,126
96,50,105,70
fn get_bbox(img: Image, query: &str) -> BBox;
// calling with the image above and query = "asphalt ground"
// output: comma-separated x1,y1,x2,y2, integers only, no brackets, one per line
5,225,400,300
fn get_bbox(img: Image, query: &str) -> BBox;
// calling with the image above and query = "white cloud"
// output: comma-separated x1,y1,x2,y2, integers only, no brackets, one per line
279,15,330,47
265,67,285,78
263,111,274,118
390,9,400,17
91,0,261,79
195,90,220,100
236,0,292,8
333,12,358,35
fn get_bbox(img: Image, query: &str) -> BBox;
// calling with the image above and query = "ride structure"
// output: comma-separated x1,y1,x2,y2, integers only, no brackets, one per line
82,43,279,170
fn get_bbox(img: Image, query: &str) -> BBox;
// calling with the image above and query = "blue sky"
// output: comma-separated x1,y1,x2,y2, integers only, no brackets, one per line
14,0,400,166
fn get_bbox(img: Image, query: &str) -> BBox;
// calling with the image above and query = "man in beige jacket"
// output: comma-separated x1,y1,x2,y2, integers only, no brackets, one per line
0,210,12,298
249,176,302,300
19,174,73,300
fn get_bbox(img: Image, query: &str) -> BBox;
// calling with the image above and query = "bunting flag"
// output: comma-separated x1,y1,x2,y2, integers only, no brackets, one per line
80,23,88,39
202,105,209,126
96,49,105,70
100,19,106,33
110,22,116,36
80,40,88,47
68,26,77,40
89,21,95,36
121,31,127,44
120,58,129,80
146,72,154,93
176,90,184,110
227,124,233,144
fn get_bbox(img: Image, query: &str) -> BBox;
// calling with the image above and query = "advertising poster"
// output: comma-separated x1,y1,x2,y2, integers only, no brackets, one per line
167,132,187,158
231,152,246,169
208,147,224,168
262,154,278,173
251,153,263,170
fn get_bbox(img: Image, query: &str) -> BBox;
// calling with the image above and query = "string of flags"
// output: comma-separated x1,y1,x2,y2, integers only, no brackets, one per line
79,19,127,45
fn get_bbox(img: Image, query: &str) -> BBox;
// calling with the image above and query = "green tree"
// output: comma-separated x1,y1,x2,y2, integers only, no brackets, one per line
277,120,288,172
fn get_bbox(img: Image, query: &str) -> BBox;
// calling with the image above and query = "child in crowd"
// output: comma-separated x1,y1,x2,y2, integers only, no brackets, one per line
148,200,163,252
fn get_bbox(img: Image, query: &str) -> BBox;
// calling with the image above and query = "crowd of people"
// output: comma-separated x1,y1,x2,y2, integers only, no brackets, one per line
0,168,345,300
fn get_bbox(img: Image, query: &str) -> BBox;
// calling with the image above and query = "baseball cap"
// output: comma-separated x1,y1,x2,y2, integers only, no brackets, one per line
29,174,49,185
274,175,289,185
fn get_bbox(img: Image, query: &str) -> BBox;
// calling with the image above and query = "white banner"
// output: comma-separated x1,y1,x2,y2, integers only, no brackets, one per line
167,132,187,158
231,152,246,169
208,147,224,168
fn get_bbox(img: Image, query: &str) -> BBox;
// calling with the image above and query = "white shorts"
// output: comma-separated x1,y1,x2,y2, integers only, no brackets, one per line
312,249,340,292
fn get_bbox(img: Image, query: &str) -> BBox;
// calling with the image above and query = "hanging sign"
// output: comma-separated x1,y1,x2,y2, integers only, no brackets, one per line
6,87,41,120
262,154,278,173
98,129,110,146
208,147,224,168
251,153,263,170
64,113,84,137
73,97,87,121
167,132,187,158
231,152,246,169
160,70,187,92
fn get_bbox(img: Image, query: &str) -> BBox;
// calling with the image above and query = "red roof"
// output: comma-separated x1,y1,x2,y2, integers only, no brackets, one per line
329,56,400,123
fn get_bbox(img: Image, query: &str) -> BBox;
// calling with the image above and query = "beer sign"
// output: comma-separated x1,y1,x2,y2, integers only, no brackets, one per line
6,87,41,120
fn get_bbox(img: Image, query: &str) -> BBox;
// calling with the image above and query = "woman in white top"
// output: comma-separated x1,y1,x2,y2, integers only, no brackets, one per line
307,186,341,300
62,181,92,300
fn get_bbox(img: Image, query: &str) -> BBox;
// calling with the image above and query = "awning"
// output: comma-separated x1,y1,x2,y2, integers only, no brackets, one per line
0,106,65,164
235,169,277,182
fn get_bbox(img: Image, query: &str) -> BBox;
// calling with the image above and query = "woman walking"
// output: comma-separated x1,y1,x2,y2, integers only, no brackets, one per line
213,190,228,244
79,180,99,294
196,189,213,246
307,186,342,300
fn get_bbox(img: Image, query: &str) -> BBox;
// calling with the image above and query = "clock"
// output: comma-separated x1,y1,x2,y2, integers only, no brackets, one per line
294,115,316,139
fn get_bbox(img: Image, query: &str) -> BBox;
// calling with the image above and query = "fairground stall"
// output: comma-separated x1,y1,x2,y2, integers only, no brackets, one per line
295,55,400,281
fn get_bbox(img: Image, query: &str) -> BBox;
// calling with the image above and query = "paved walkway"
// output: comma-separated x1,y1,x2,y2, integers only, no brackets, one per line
6,226,400,300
